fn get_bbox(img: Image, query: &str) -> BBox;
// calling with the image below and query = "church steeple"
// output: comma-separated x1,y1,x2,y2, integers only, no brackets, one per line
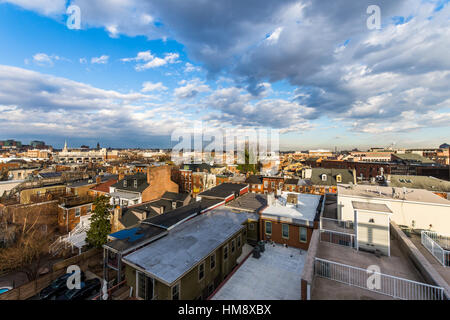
63,140,68,152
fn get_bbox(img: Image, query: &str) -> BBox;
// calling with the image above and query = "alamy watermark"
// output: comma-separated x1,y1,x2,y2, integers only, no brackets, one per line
366,264,381,290
367,5,381,30
66,5,81,30
170,126,280,165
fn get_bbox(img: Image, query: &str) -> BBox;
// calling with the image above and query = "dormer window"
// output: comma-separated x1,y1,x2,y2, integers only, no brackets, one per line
336,175,342,183
321,174,327,181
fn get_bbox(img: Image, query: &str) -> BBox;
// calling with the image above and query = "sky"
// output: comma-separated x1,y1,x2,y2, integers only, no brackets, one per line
0,0,449,150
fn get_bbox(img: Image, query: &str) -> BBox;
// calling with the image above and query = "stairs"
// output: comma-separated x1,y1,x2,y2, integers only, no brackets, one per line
49,214,92,256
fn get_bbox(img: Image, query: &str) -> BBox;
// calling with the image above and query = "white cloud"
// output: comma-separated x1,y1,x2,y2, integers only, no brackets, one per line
1,0,66,15
184,63,201,73
141,81,168,92
79,58,87,64
122,51,180,71
91,55,109,64
31,53,65,66
265,27,283,45
174,78,210,99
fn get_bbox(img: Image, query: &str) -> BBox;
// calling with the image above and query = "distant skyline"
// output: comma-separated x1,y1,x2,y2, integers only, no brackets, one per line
0,1,449,149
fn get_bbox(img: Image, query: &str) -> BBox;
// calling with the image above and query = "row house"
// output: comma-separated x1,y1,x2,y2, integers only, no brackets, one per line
259,192,322,251
109,165,179,208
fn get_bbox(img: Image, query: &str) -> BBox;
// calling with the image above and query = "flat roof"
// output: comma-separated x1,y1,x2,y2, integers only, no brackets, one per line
122,208,251,285
212,243,306,300
142,198,223,230
352,201,393,213
198,183,248,199
261,192,321,225
338,184,450,206
106,224,167,254
225,192,267,213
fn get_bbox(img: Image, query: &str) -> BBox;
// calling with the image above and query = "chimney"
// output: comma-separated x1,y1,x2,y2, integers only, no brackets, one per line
118,172,125,181
113,206,122,232
352,168,357,185
96,176,101,184
147,166,152,184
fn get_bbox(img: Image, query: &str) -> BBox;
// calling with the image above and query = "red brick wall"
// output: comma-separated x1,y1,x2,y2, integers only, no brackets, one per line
142,165,180,202
260,218,313,250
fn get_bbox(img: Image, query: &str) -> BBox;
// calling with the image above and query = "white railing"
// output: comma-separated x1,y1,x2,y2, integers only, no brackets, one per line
421,231,450,267
49,214,92,255
320,217,354,233
319,229,356,249
314,258,444,300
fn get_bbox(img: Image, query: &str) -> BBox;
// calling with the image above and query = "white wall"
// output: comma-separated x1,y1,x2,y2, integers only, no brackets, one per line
338,195,450,236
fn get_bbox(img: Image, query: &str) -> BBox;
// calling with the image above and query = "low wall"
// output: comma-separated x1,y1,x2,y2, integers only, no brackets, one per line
0,269,65,300
0,248,102,300
300,228,320,300
52,247,102,272
390,222,450,299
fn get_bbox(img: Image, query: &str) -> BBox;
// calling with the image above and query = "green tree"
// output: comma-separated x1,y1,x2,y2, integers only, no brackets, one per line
86,195,112,248
237,149,261,174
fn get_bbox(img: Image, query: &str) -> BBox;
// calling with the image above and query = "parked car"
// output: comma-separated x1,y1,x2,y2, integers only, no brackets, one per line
0,286,12,295
39,271,85,300
56,278,101,301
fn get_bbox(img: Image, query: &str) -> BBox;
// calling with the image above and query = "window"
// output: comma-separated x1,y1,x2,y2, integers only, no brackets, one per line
87,205,92,213
237,235,241,248
271,181,275,188
300,227,307,243
265,221,272,235
172,283,180,300
264,181,268,188
321,174,327,181
223,244,228,261
231,239,235,253
133,179,137,188
123,180,127,187
282,224,289,239
336,175,342,183
136,271,154,300
248,223,255,230
210,253,216,270
75,207,81,217
198,262,205,281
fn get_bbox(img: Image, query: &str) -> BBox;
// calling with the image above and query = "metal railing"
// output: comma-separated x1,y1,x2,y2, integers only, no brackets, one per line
421,231,450,267
314,258,444,300
320,217,354,233
319,229,356,249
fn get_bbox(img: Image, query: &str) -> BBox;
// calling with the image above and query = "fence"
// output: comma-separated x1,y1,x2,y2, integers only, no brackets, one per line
314,258,444,300
320,217,354,233
421,231,450,267
320,230,356,248
0,269,65,300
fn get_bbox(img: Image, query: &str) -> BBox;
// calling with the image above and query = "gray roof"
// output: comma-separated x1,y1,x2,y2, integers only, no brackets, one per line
198,183,248,199
389,175,450,192
352,201,393,213
392,153,436,164
226,192,267,213
112,173,149,193
122,208,250,285
309,168,354,186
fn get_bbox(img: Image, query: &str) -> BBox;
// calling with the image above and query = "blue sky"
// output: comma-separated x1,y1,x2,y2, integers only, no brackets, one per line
0,0,449,150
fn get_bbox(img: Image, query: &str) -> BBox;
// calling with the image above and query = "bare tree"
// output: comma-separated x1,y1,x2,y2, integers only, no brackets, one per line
0,203,57,281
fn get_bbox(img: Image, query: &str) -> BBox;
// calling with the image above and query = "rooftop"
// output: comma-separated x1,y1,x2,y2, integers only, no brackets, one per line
352,201,393,213
123,208,251,285
212,243,306,300
225,192,267,213
388,175,450,193
261,192,321,226
198,182,248,200
338,184,450,206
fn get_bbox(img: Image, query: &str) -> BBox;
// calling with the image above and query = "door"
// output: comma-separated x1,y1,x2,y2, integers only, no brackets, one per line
136,271,154,300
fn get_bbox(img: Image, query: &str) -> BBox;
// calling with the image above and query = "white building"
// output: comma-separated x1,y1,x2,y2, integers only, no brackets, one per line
337,184,450,236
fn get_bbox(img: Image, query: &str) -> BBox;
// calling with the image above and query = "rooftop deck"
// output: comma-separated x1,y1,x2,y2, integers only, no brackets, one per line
211,243,306,300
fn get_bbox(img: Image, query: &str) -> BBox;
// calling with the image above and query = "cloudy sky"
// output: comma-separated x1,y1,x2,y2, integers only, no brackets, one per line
0,0,449,150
